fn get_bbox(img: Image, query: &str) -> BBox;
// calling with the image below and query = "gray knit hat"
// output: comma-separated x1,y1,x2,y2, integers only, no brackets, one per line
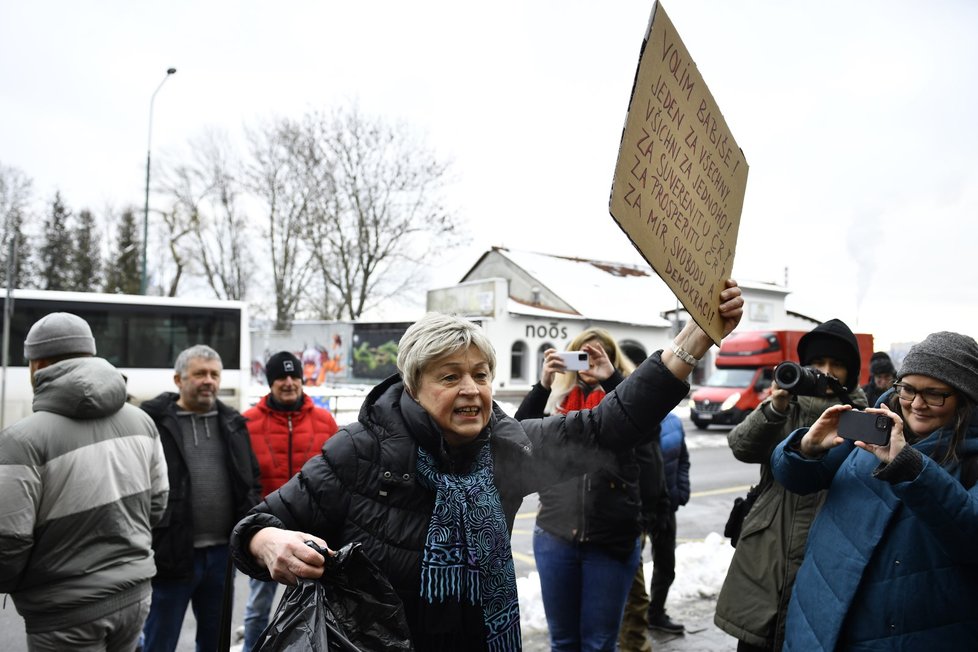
23,312,97,361
898,331,978,404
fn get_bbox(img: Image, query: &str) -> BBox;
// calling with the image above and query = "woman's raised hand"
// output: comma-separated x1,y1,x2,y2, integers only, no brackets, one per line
582,341,614,381
540,348,565,389
798,404,849,458
664,280,744,380
717,279,745,338
853,403,906,464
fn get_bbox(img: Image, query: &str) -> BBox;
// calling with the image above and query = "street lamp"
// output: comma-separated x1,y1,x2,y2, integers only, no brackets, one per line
140,67,177,295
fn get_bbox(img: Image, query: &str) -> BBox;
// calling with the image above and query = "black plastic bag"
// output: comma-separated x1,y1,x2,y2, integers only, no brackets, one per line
254,542,413,652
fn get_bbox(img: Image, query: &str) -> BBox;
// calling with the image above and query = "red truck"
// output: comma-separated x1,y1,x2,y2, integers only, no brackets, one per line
688,329,874,430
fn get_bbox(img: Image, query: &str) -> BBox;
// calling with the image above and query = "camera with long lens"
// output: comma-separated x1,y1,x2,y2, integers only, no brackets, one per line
773,361,835,396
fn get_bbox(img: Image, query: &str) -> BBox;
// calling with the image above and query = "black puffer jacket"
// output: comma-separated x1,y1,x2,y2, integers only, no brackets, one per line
142,393,262,580
514,372,663,559
231,352,688,650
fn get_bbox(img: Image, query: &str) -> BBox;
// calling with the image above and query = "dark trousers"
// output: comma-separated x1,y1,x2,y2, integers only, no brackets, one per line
648,509,677,617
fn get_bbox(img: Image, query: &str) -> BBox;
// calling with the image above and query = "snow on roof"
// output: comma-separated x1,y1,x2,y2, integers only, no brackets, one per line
506,297,586,320
497,248,674,328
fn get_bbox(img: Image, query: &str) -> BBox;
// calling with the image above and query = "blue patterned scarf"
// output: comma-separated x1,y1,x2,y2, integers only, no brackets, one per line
416,443,522,651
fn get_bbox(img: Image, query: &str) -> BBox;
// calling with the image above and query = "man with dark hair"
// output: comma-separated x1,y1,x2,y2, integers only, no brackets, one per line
141,344,261,652
861,351,896,406
0,312,168,651
239,351,338,650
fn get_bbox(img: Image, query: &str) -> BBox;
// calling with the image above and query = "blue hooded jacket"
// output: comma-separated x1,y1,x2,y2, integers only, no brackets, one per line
772,411,978,650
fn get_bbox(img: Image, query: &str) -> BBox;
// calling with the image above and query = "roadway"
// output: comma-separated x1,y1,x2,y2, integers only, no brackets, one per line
0,414,753,651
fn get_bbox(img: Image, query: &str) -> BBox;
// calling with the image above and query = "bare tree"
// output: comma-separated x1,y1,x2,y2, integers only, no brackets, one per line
156,205,194,297
159,130,253,300
301,106,463,320
244,117,316,329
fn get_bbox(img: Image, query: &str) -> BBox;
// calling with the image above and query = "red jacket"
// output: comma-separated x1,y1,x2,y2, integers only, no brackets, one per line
243,394,338,498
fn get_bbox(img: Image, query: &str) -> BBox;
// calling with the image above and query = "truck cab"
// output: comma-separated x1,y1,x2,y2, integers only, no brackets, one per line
689,330,803,430
689,328,873,430
688,366,774,429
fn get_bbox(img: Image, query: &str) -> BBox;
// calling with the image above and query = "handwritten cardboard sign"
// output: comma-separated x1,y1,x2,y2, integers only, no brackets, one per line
609,2,748,345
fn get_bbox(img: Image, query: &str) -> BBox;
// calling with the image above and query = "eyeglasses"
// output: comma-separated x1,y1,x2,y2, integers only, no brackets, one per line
893,382,955,407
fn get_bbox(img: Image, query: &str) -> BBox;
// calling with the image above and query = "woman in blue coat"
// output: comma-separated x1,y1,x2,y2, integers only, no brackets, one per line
772,331,978,650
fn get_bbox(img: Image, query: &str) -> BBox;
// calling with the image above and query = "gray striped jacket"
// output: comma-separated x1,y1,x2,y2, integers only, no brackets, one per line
0,356,168,632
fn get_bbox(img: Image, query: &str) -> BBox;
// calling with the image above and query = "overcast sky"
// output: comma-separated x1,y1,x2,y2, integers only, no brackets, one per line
2,0,976,349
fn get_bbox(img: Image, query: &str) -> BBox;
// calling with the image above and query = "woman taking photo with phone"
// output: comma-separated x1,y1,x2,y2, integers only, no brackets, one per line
515,328,661,652
772,331,978,650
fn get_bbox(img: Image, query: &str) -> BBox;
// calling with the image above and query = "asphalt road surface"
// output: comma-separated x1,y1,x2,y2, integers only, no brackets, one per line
0,414,753,651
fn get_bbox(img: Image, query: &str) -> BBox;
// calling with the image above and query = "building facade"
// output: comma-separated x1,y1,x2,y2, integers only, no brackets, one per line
427,247,811,396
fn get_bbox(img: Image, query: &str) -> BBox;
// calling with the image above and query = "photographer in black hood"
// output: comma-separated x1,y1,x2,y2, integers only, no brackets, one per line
714,319,867,652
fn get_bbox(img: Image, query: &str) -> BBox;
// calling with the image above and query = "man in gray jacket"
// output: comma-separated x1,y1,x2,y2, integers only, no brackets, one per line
0,312,169,651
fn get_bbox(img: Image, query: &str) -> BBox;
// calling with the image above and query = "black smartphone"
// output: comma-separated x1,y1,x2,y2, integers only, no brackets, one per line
838,410,892,446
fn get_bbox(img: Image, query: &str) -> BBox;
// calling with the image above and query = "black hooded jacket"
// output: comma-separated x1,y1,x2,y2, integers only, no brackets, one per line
514,372,665,559
142,392,261,580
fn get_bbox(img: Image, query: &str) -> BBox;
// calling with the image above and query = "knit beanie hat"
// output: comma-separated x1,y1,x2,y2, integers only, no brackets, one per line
797,318,861,390
23,312,97,361
869,352,896,377
898,331,978,404
265,351,303,385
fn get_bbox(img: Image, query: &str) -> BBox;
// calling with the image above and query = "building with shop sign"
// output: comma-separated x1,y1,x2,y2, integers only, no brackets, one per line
427,247,816,399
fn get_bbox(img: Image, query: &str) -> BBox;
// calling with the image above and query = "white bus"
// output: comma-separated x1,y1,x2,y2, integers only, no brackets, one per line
0,289,250,428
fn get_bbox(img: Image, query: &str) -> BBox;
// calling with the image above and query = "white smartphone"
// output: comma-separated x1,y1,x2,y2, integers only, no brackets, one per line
557,351,589,371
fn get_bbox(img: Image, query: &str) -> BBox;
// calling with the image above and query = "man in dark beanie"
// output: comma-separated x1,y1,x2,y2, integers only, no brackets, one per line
0,313,168,651
716,318,867,651
238,351,338,650
796,318,863,394
861,351,897,407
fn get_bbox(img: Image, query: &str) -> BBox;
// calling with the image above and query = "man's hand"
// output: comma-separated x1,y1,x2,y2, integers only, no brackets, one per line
769,382,790,414
249,527,331,585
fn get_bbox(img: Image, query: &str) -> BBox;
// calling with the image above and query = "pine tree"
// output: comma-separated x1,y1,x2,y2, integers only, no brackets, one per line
0,163,35,288
38,192,73,291
70,209,102,291
103,208,142,294
0,207,34,289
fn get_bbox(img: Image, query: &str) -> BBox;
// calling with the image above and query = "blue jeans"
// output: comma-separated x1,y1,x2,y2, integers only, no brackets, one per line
243,577,279,652
142,545,230,652
534,526,641,652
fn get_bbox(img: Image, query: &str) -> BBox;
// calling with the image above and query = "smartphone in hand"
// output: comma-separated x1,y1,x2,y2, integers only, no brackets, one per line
838,410,892,446
556,351,589,371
